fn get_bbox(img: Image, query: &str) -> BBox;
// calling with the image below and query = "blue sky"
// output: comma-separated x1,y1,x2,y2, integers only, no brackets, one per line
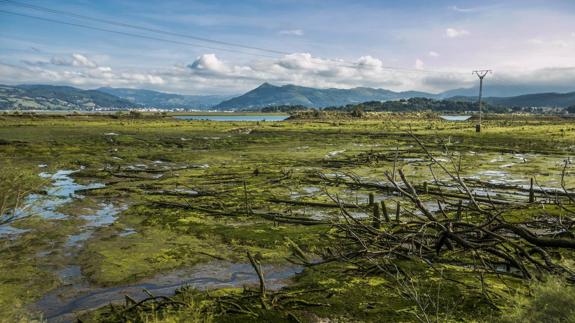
1,0,574,94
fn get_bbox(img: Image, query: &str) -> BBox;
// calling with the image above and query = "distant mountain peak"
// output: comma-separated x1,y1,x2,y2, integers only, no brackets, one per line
97,87,234,109
215,83,436,110
257,82,277,89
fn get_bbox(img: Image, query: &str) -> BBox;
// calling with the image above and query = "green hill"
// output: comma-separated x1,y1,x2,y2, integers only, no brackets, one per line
215,83,435,109
0,84,136,110
98,87,233,109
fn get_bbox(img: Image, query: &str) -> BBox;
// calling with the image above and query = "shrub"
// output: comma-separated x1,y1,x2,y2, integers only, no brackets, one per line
501,278,575,323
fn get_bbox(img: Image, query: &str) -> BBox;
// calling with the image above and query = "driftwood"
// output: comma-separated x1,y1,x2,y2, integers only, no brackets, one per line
464,178,575,199
321,133,575,282
318,174,513,205
151,201,328,225
268,198,361,209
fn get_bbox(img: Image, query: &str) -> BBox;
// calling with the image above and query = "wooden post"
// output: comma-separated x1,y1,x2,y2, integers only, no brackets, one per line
368,192,375,206
529,177,535,203
372,203,381,229
395,201,401,222
247,251,268,309
456,200,463,220
243,181,251,213
423,181,428,194
381,200,390,222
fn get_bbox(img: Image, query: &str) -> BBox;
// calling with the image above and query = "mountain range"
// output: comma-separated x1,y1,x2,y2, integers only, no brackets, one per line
215,83,575,110
98,87,233,109
0,84,136,111
214,83,434,109
1,83,574,111
450,92,575,108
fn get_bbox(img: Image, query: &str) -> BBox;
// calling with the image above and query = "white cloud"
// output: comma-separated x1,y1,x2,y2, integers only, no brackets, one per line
188,53,229,73
428,51,439,57
448,5,478,13
2,53,165,88
50,53,98,68
415,59,424,70
528,38,571,48
278,29,304,36
3,48,575,96
356,55,384,69
445,28,470,38
71,54,97,67
276,52,333,71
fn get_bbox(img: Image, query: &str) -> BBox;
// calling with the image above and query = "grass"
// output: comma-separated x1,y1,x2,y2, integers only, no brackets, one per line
0,112,574,321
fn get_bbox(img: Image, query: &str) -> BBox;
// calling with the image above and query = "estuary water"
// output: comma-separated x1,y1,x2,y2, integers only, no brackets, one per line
439,115,472,121
174,115,288,121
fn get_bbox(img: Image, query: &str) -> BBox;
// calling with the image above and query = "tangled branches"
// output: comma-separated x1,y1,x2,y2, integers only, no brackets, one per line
322,133,575,281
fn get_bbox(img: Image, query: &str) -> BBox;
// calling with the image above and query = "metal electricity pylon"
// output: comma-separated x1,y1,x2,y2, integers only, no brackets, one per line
472,70,492,133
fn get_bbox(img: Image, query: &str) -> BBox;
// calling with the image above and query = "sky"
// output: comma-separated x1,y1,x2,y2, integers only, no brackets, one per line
0,0,574,95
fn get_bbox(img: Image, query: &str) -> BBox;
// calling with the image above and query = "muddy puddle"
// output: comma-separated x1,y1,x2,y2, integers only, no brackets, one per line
1,168,306,322
33,261,303,322
0,168,107,238
0,168,133,320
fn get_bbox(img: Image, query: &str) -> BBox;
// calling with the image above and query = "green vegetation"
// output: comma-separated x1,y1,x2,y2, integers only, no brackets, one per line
324,97,508,113
0,84,136,111
502,278,575,323
0,112,574,322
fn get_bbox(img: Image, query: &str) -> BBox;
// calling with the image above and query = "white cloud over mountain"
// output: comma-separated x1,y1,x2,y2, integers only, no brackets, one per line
279,29,304,36
5,50,573,96
0,0,574,95
445,28,470,38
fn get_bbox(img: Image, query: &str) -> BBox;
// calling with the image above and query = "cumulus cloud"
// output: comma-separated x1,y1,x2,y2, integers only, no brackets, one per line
276,53,333,71
71,54,97,67
3,52,165,88
428,51,439,57
415,59,424,70
188,53,229,73
50,53,98,68
448,5,478,13
4,50,575,96
278,29,304,36
356,55,384,69
527,38,571,49
445,28,470,38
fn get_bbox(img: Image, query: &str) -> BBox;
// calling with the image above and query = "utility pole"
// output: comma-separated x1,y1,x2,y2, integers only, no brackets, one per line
472,70,491,133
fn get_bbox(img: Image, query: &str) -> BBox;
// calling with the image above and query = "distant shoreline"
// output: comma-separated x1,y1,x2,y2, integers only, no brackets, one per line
1,110,289,117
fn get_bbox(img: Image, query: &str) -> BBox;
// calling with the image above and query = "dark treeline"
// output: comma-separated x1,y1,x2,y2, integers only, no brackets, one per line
246,97,575,115
259,105,312,113
249,98,510,114
323,97,509,113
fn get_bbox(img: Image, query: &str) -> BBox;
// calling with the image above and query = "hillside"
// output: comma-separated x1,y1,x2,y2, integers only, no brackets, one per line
0,84,136,110
98,87,233,109
2,83,573,112
439,84,575,98
449,91,575,108
215,83,435,109
324,97,509,113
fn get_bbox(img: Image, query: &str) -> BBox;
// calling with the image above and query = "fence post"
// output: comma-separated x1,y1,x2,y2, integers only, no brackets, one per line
372,203,381,229
529,177,535,203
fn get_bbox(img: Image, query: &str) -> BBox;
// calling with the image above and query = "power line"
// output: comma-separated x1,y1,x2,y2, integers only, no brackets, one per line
0,9,280,59
0,5,471,76
0,0,291,55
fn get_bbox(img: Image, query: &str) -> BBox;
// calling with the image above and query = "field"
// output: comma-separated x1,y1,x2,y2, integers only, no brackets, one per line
0,112,574,322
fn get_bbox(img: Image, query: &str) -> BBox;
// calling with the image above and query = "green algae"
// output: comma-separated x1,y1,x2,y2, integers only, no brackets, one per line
0,113,574,321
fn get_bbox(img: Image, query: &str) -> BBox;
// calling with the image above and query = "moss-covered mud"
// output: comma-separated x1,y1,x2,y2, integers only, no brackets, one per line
0,113,574,322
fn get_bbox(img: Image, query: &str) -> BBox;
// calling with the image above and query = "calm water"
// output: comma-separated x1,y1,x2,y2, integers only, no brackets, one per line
174,115,288,121
439,115,472,121
33,261,302,321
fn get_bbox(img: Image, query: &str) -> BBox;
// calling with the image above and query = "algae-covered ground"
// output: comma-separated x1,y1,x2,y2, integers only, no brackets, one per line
0,112,574,322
